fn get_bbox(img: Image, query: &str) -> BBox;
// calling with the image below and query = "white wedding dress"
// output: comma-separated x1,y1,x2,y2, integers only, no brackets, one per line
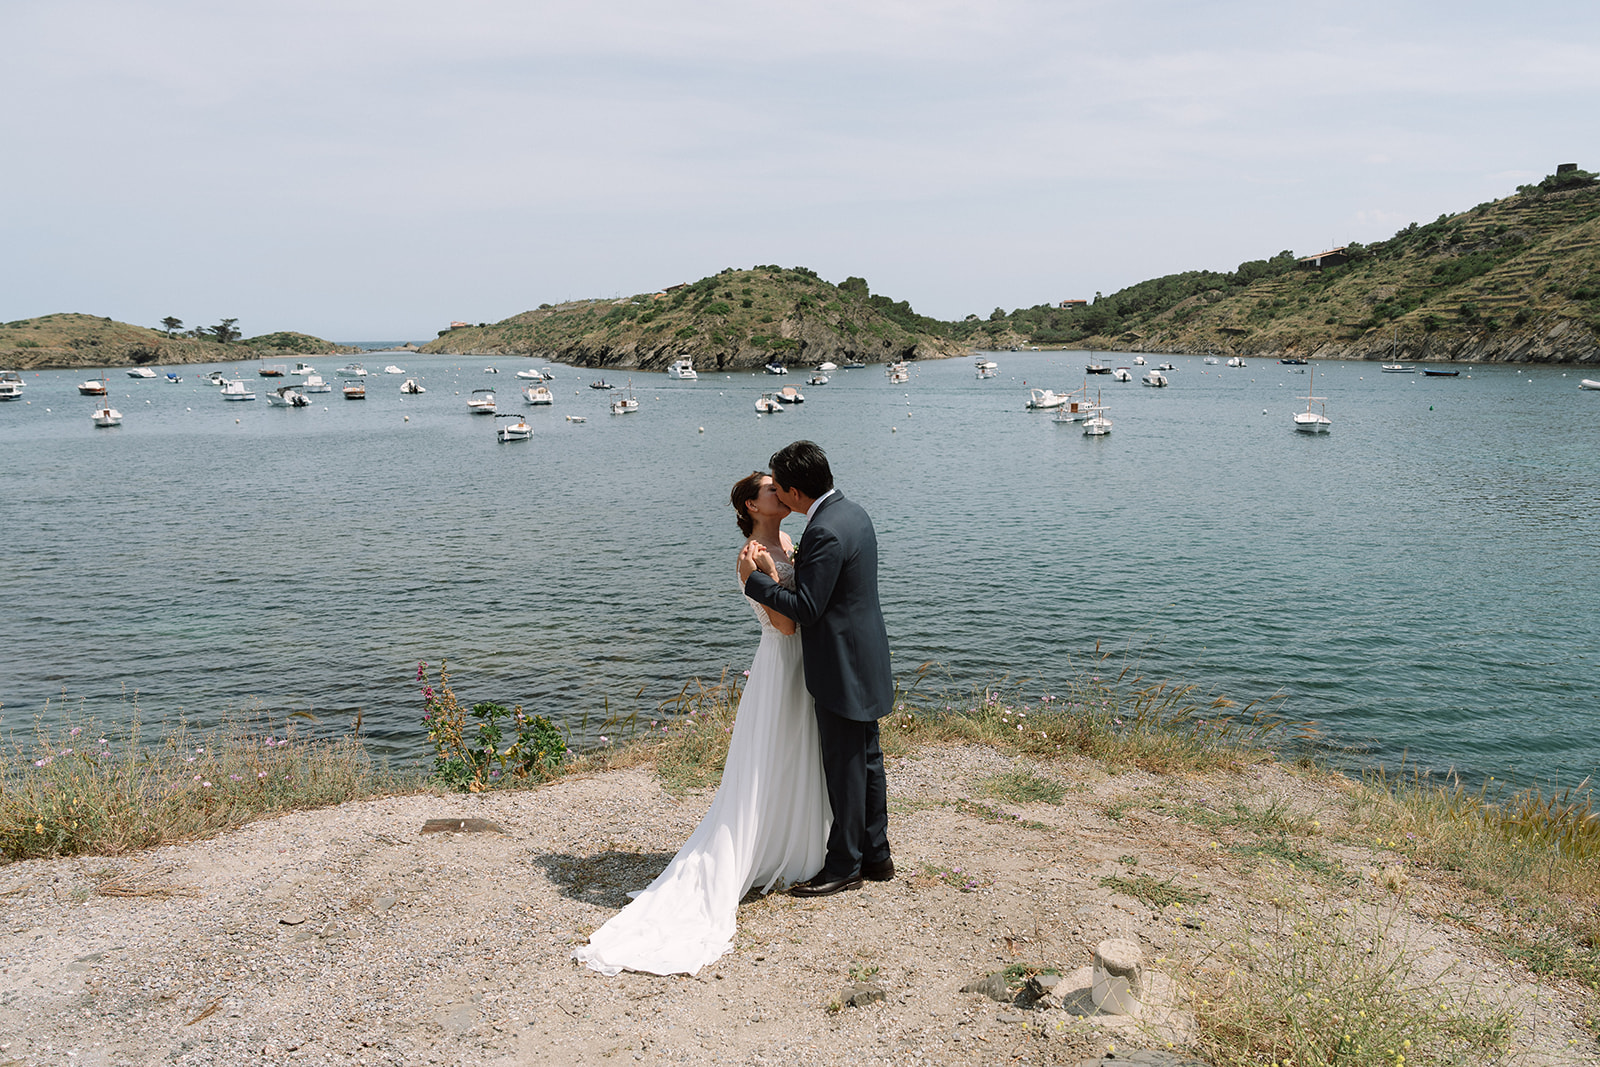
572,558,832,976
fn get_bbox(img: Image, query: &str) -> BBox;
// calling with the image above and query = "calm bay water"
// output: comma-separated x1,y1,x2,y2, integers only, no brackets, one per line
3,352,1596,787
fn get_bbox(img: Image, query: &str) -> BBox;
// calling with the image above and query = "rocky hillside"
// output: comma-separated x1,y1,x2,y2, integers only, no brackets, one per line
0,314,357,370
421,267,968,370
987,171,1600,365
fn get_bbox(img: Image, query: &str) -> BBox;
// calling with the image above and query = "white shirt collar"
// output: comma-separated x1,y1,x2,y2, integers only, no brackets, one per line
804,488,837,521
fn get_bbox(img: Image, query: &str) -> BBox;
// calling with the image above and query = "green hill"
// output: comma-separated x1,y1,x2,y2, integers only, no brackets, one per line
420,266,967,369
979,170,1600,365
0,314,357,371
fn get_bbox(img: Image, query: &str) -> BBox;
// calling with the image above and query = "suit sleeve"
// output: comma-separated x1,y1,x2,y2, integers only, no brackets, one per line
744,525,843,627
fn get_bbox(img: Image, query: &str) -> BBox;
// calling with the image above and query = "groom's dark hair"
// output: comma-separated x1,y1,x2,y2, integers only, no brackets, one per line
770,440,833,500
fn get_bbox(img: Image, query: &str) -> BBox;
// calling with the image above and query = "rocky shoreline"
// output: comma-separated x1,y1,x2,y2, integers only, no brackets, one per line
1,745,1593,1066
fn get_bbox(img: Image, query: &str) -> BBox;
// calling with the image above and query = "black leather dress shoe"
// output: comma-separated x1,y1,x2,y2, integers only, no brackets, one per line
861,857,895,882
790,872,864,897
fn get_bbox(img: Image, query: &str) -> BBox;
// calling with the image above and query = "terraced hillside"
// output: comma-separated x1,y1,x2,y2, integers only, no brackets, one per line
421,266,966,370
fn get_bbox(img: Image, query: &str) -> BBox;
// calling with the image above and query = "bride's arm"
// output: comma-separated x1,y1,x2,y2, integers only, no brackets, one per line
741,543,797,635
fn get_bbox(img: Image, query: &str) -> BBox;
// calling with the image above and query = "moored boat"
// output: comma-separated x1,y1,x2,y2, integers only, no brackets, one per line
0,370,24,400
1111,367,1132,382
219,379,256,401
1141,368,1169,387
78,378,108,396
1026,388,1068,410
126,367,157,378
1292,366,1331,433
667,358,698,380
468,388,496,413
400,378,425,394
342,381,366,400
495,413,532,441
754,391,783,413
267,385,311,407
301,374,331,393
523,385,553,405
90,404,122,427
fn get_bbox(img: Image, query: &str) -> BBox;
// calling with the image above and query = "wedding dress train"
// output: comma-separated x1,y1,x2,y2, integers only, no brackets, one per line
572,559,831,976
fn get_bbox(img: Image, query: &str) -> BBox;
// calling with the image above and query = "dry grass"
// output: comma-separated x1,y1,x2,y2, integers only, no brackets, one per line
1,699,402,861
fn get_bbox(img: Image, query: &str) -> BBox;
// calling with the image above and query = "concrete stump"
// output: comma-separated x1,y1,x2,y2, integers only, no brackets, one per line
1090,938,1143,1015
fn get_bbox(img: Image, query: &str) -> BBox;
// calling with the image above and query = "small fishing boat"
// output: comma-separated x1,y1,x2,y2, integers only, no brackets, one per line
495,413,532,441
468,388,496,414
78,378,108,396
164,372,182,384
1082,396,1111,436
609,381,639,415
291,362,316,376
1381,363,1415,373
301,374,331,393
1292,366,1331,433
840,360,866,369
1278,357,1307,365
522,385,554,405
1423,369,1460,378
219,379,256,401
342,381,366,400
887,362,909,384
1086,361,1111,375
589,379,615,390
754,392,783,413
90,404,122,427
975,360,998,379
258,364,287,378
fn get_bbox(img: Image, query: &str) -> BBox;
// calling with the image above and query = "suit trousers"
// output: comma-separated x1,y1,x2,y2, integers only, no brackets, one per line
814,707,890,878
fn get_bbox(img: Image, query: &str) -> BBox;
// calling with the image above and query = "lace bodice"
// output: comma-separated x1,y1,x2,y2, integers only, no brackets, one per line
745,556,796,635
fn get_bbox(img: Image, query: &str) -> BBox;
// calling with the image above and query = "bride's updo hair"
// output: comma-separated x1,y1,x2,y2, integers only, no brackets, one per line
731,471,766,538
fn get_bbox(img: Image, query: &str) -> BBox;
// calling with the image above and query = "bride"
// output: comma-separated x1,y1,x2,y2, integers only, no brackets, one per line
571,472,832,976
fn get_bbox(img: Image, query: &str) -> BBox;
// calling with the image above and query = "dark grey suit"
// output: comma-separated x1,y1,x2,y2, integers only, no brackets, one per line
744,491,893,878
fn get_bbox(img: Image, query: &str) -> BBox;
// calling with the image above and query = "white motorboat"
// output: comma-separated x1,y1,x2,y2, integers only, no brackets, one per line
1132,356,1148,365
887,361,910,384
565,414,586,423
1141,369,1169,387
975,359,998,379
840,359,866,369
204,370,227,386
764,362,788,375
1086,361,1111,375
342,381,366,400
515,368,544,380
266,385,311,407
1381,364,1415,373
78,378,108,396
1158,362,1176,371
776,385,805,404
383,365,405,374
754,392,783,413
495,413,532,441
301,374,331,393
1111,367,1132,382
609,380,639,415
1203,356,1220,365
90,404,122,427
1581,379,1600,390
667,358,698,380
400,378,425,394
291,362,316,376
164,372,182,384
0,370,25,400
1026,388,1068,410
468,388,496,414
220,378,256,401
817,361,838,372
1225,357,1244,368
1292,366,1331,433
522,385,554,405
335,363,368,378
589,379,615,390
808,373,830,386
126,367,157,378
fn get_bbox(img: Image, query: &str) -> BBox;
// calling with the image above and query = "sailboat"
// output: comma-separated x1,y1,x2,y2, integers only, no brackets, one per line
1082,390,1111,436
1292,366,1332,433
610,379,639,415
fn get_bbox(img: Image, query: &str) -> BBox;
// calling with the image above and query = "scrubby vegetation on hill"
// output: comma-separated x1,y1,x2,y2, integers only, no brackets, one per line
421,266,967,370
0,314,356,370
983,170,1600,364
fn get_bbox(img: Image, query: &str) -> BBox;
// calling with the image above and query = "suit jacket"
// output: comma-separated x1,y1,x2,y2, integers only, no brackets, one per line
744,491,894,721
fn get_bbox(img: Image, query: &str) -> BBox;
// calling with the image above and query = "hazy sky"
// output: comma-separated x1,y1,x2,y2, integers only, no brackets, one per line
4,0,1596,341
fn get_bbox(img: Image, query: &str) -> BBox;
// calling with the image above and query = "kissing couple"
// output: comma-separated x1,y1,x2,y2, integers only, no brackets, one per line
573,440,895,977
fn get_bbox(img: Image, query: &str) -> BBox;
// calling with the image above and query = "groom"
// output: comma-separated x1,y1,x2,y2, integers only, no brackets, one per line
739,440,894,897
